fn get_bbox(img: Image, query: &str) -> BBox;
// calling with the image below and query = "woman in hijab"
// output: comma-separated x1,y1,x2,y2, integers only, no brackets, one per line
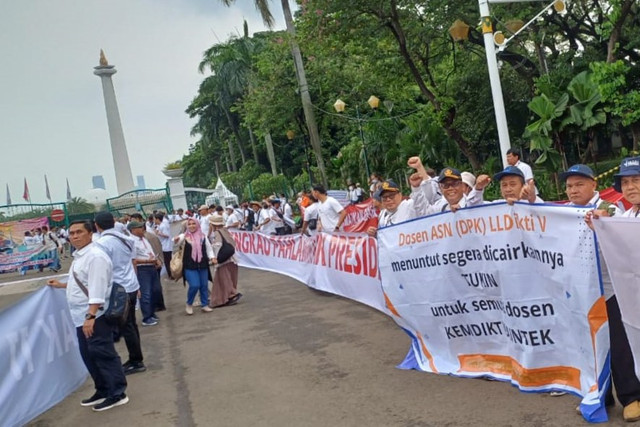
174,218,215,315
209,215,242,308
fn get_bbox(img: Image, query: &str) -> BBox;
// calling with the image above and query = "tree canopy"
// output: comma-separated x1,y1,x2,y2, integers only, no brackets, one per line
182,0,639,200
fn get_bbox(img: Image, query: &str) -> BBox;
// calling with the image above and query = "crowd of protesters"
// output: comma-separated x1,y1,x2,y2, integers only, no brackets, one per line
35,148,640,420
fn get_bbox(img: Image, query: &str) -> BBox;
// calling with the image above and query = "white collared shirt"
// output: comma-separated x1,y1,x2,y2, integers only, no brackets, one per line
95,230,139,293
133,236,156,261
67,243,113,327
379,199,417,228
156,219,173,252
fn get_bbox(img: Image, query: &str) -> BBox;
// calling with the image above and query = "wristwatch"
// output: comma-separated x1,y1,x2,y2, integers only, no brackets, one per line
85,313,96,320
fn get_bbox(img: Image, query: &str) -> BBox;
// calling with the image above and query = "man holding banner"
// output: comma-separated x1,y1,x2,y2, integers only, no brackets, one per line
588,158,640,422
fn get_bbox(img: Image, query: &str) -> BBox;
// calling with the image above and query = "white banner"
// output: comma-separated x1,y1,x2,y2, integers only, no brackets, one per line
592,217,640,381
377,203,610,423
0,286,87,427
230,231,387,313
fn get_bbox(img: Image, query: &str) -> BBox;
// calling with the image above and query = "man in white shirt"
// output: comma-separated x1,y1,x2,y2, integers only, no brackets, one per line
467,166,541,205
93,211,148,378
348,184,359,204
48,220,129,412
355,183,364,202
154,213,174,280
300,196,319,236
576,161,640,421
225,206,242,229
507,148,538,195
168,208,188,222
198,205,211,237
412,167,474,215
613,157,640,218
260,200,284,235
282,199,295,230
312,185,347,232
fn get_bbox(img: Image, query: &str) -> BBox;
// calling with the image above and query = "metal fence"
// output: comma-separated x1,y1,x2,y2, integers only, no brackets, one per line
106,188,172,216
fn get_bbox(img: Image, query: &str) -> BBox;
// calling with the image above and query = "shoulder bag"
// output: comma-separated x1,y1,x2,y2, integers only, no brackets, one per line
170,241,185,281
72,269,130,326
216,231,235,264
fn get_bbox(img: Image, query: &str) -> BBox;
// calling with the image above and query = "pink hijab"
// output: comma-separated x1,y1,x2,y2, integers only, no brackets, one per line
185,219,205,263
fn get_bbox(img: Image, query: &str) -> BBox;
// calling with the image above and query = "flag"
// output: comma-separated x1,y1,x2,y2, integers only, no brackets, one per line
45,175,51,202
66,178,72,201
6,184,11,205
23,178,30,202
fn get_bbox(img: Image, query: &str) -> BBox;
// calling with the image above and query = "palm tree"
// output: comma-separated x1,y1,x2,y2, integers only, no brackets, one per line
218,0,328,186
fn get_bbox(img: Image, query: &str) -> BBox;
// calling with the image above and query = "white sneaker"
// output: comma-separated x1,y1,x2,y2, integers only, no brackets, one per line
201,306,213,313
185,304,193,315
192,300,201,307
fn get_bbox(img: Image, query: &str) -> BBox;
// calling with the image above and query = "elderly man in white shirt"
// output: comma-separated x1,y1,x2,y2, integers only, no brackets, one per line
466,166,541,205
48,220,129,412
586,158,640,422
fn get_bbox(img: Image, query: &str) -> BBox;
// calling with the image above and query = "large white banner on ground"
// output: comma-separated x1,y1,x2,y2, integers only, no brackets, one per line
592,217,640,381
0,286,87,427
230,231,386,313
377,202,610,423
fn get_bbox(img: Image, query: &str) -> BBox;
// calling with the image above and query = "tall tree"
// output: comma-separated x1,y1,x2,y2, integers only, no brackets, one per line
218,0,328,186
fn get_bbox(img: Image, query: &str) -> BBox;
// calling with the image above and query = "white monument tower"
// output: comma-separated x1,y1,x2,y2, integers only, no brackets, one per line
94,50,135,195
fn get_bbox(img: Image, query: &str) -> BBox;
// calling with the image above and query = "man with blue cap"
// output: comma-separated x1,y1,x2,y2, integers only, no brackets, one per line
577,160,640,418
615,156,640,218
468,166,541,204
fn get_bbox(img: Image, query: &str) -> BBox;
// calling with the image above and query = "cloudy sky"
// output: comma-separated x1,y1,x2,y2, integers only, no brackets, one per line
0,0,287,205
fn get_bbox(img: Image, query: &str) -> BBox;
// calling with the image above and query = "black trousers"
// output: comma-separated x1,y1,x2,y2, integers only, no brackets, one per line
155,268,166,311
606,295,640,406
120,291,143,364
163,251,173,279
76,316,127,399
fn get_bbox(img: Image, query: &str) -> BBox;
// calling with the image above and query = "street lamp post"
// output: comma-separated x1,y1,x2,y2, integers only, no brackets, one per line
451,0,566,168
333,96,380,178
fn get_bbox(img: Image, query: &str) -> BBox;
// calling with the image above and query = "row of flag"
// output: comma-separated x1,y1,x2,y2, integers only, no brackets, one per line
5,176,72,205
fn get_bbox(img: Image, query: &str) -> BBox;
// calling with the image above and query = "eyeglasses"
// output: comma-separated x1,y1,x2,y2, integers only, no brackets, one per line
439,180,462,189
381,193,400,201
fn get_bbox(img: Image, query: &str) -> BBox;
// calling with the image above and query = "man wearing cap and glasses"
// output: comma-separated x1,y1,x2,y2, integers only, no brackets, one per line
614,156,640,218
583,158,640,422
412,166,476,215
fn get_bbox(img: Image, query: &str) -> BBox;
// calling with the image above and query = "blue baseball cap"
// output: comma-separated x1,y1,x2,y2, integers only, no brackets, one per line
560,164,595,182
614,156,640,192
493,166,525,183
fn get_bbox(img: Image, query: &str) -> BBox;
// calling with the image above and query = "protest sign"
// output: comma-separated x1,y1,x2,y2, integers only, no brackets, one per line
0,286,87,427
592,217,640,381
231,231,386,313
377,203,610,422
342,199,379,233
0,217,59,273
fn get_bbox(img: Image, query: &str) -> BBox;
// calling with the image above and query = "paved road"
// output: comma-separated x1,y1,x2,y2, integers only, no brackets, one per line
24,268,625,426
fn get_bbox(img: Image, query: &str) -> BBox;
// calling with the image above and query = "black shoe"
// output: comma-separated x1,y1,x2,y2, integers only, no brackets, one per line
123,362,147,375
92,394,129,412
80,392,106,407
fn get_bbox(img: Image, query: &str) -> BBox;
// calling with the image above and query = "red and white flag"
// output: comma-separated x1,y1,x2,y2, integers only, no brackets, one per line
23,178,30,202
